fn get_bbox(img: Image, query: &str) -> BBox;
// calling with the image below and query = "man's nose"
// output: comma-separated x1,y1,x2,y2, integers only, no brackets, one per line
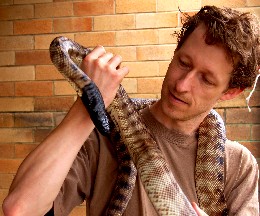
175,70,195,92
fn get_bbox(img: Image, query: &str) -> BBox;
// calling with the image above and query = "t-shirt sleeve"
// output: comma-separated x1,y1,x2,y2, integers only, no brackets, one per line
225,140,259,216
53,130,100,216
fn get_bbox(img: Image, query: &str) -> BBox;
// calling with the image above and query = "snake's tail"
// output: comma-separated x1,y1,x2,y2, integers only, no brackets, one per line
105,137,137,216
105,98,156,215
81,83,110,136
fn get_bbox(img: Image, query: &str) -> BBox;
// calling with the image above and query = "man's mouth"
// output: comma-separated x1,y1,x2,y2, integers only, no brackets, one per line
169,92,189,105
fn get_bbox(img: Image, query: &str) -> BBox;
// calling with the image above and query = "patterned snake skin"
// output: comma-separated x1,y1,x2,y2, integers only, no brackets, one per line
49,36,228,216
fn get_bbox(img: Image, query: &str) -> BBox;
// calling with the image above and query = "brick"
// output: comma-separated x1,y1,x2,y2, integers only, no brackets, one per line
246,0,260,6
35,96,75,111
226,108,260,124
53,17,92,33
157,0,179,12
215,92,247,108
15,50,51,65
15,81,53,96
121,78,137,93
252,125,260,140
105,46,136,62
180,11,198,26
94,14,135,31
35,34,74,50
0,36,33,51
226,124,251,141
0,190,8,210
54,112,66,126
74,0,114,16
14,0,52,3
201,0,246,8
0,97,34,112
0,144,14,158
241,141,260,158
158,28,179,44
75,32,116,47
0,51,15,66
34,128,53,143
158,61,170,76
54,81,76,95
0,113,14,127
116,0,156,13
0,190,9,215
14,112,53,127
215,109,225,121
0,128,33,143
116,29,158,46
123,61,159,78
35,2,73,18
136,12,178,29
0,5,33,20
256,80,260,90
0,159,23,173
0,0,13,5
0,21,13,35
36,65,64,80
15,143,37,158
249,8,260,20
137,78,164,94
177,0,201,11
0,66,35,81
14,19,52,35
245,90,260,107
0,173,14,189
136,45,176,61
0,82,14,96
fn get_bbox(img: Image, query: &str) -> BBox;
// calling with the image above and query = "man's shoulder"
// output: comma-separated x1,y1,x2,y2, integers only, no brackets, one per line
225,139,258,166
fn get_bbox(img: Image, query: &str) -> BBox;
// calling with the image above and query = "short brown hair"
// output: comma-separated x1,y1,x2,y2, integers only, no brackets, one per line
176,6,260,89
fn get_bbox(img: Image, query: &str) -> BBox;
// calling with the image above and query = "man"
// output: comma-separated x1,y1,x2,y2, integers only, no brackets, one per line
3,5,259,216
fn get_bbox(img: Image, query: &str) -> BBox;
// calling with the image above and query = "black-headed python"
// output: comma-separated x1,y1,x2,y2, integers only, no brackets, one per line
49,36,228,216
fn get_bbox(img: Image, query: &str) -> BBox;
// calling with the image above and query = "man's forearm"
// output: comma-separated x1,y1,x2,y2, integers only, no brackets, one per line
3,98,94,216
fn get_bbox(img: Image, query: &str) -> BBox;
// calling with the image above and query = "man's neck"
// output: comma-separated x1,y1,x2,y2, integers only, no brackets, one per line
149,101,209,136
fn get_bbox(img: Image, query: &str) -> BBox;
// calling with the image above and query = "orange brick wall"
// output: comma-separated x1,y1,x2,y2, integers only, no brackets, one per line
0,0,259,215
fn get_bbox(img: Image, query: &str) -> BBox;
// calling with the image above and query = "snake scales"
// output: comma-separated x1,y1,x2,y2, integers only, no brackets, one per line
49,36,228,216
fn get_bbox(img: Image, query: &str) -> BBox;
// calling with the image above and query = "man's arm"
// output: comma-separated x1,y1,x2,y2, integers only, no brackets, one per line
3,97,95,216
225,142,259,215
2,45,129,216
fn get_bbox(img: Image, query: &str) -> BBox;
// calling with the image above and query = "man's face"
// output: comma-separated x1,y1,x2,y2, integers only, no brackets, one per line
160,24,234,122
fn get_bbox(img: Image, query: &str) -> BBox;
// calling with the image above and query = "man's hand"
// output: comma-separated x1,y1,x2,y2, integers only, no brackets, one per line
192,202,209,216
80,45,129,107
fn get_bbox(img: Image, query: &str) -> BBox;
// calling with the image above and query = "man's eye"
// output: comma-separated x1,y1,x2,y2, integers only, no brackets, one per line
202,76,214,86
179,59,190,68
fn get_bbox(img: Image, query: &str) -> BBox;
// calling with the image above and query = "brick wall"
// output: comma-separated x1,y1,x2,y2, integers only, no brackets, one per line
0,0,259,215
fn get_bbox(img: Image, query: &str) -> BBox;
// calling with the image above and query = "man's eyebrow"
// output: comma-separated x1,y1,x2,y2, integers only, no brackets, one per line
177,52,192,62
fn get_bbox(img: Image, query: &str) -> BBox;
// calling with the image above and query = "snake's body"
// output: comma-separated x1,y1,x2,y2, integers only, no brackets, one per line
50,36,228,215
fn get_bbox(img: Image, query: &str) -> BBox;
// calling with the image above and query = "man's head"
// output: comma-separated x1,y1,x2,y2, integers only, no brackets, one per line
175,6,260,89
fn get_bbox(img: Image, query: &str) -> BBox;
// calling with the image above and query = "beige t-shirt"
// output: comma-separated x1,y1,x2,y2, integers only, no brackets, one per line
54,108,259,215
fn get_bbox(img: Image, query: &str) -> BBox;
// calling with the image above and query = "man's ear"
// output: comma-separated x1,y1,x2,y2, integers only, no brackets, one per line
220,88,244,101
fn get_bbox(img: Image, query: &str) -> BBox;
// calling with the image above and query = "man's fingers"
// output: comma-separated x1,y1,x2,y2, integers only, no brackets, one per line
98,52,114,64
191,202,208,216
108,55,122,69
89,45,106,59
118,66,129,77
